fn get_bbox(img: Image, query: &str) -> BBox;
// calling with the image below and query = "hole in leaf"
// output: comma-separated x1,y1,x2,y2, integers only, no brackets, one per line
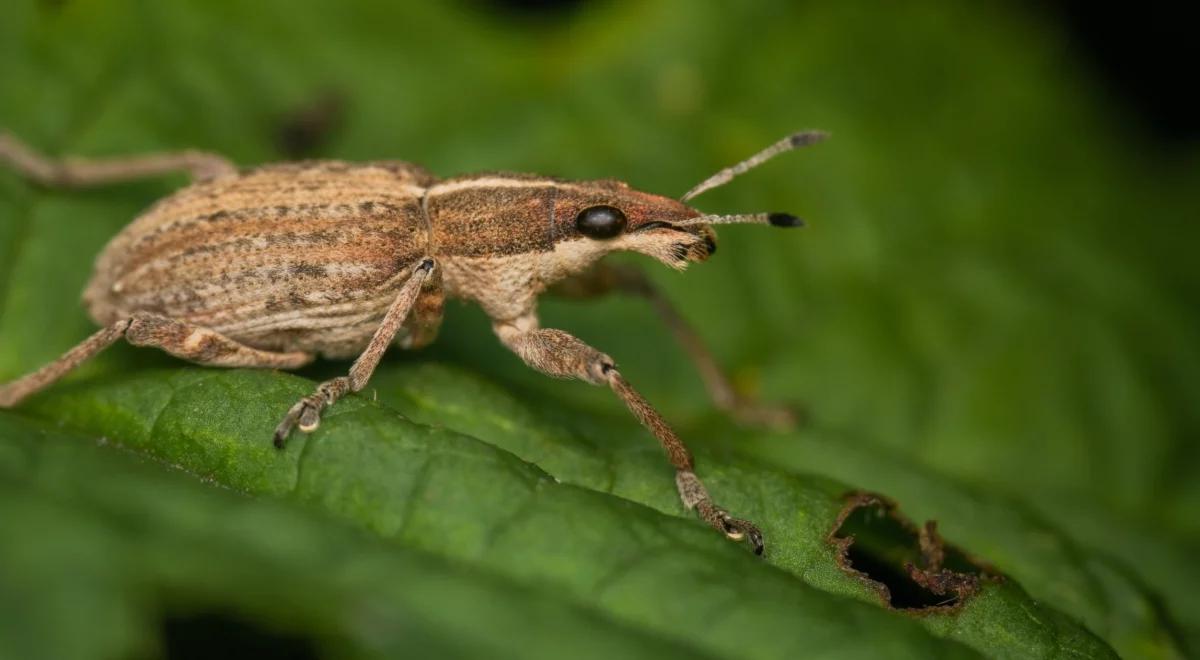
160,609,321,660
829,492,997,613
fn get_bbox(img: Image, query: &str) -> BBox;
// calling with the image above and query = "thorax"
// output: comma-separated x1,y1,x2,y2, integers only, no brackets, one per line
425,173,611,321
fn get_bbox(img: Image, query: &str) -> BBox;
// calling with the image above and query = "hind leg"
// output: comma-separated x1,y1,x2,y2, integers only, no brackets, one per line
0,314,312,408
0,320,131,407
0,131,236,186
121,315,314,369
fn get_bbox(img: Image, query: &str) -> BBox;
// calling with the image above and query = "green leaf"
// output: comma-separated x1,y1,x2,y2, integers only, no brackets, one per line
15,368,1101,658
2,0,1196,658
375,363,1185,658
0,414,720,660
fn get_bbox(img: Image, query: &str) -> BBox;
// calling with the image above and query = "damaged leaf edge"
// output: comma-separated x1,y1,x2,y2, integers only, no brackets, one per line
828,490,1003,616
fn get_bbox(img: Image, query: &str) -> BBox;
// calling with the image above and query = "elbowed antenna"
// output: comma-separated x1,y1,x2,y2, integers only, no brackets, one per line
680,130,828,203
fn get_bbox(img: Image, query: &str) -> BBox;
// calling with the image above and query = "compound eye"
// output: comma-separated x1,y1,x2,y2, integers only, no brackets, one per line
575,205,628,240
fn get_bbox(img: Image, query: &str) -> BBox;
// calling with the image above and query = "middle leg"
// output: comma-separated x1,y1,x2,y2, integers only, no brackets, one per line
273,258,437,446
494,314,764,554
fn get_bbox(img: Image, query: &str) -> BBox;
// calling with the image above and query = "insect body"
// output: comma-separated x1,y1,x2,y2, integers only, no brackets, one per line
0,130,826,554
86,161,444,359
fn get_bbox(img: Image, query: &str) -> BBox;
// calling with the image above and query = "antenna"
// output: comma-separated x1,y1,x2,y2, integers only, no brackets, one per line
675,212,803,228
681,130,828,203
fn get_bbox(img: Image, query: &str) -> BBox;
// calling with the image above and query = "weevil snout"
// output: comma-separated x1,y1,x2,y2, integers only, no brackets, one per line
622,210,720,268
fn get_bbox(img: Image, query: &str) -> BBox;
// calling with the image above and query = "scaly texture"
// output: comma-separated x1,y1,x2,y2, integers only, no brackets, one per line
85,161,435,356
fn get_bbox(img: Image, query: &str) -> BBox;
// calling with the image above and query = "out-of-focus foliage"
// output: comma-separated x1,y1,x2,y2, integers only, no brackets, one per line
0,1,1196,658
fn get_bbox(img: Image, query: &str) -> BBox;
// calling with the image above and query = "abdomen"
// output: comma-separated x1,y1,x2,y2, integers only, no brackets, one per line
85,161,436,357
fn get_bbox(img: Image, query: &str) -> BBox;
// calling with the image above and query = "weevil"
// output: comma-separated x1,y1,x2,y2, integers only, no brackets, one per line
0,130,826,554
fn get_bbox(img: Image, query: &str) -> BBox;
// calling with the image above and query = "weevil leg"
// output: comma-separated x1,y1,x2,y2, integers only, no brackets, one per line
0,315,313,408
0,131,237,186
550,261,799,430
273,258,437,447
493,315,765,555
123,315,315,368
0,320,132,408
395,264,445,350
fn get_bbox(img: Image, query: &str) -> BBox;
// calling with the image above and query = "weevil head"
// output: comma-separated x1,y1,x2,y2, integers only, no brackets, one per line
548,180,718,274
542,131,825,280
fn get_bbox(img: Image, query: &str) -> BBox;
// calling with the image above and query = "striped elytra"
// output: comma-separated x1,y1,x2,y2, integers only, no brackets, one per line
85,161,440,358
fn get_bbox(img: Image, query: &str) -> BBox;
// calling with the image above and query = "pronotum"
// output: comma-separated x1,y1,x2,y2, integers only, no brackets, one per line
0,130,826,554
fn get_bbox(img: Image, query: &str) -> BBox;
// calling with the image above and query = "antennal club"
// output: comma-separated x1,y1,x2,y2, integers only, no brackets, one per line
681,130,828,203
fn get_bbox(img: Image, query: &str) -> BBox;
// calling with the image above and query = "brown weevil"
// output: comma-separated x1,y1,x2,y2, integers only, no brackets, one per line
0,130,827,554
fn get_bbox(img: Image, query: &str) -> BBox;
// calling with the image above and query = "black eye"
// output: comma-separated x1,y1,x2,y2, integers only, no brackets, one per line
575,205,627,239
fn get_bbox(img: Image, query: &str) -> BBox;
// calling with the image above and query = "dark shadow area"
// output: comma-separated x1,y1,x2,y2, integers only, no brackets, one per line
1043,0,1198,144
478,0,586,17
274,90,348,160
160,610,322,660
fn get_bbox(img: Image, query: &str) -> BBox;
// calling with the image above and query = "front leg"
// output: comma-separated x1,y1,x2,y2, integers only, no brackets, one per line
550,262,798,430
494,315,764,554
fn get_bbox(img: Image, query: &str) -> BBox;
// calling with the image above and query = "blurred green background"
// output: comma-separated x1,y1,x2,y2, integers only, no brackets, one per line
1,1,1197,658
